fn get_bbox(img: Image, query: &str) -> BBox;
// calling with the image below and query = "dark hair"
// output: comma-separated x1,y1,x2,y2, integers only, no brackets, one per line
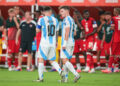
59,6,70,11
74,10,79,14
83,9,89,14
99,10,105,16
104,11,112,15
43,6,51,12
114,8,120,14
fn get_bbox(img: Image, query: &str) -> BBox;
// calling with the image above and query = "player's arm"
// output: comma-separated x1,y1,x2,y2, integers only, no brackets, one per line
86,20,97,37
16,29,21,44
62,27,70,49
97,21,105,33
13,16,20,29
101,29,105,48
110,18,115,30
36,18,42,33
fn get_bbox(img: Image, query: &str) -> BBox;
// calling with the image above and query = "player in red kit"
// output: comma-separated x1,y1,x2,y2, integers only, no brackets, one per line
102,8,120,73
81,10,97,73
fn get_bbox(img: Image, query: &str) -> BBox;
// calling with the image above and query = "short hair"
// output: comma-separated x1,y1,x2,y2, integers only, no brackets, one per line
14,6,20,9
83,9,89,14
59,6,70,11
43,6,52,12
8,8,14,13
99,10,105,16
74,10,79,15
104,11,112,15
114,8,120,14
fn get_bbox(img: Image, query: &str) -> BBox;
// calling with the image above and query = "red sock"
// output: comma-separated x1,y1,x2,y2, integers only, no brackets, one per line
8,58,12,68
108,56,114,68
44,61,47,66
114,57,119,68
90,56,94,69
86,54,91,68
14,58,18,68
32,59,35,65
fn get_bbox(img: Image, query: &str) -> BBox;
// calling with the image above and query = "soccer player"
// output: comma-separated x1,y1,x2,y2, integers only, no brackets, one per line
102,8,120,73
96,11,105,69
0,10,4,56
81,10,97,73
4,8,20,71
59,6,80,83
35,6,62,82
73,10,83,73
16,11,36,71
99,11,114,73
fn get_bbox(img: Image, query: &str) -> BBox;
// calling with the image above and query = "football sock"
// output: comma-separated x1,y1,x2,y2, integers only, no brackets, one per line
65,61,79,76
38,63,44,80
108,56,114,68
8,57,12,68
76,63,81,70
51,61,62,74
63,65,69,79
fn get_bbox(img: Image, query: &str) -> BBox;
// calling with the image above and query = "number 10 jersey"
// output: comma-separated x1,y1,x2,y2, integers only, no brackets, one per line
37,16,59,47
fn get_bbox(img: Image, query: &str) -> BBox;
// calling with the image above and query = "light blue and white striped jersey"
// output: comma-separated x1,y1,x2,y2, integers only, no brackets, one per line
61,16,76,47
37,16,59,47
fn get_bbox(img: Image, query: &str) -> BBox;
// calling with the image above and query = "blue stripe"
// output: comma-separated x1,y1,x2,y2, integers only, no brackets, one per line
67,17,72,37
39,46,47,60
49,56,56,61
41,18,47,39
48,16,53,44
63,50,72,59
61,19,66,46
36,25,41,29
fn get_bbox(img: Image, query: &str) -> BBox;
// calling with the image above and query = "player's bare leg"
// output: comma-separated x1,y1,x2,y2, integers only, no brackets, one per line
75,53,81,73
26,53,32,71
16,52,23,71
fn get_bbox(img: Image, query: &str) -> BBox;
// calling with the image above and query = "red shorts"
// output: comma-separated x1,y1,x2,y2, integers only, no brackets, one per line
111,42,120,56
104,41,112,54
97,39,102,51
74,40,81,53
86,36,94,50
8,40,20,54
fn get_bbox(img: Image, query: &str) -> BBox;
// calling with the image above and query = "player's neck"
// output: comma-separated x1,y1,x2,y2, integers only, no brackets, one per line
65,14,70,17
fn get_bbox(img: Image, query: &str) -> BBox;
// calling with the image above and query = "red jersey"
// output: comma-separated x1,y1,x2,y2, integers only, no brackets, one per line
81,17,97,35
112,16,120,42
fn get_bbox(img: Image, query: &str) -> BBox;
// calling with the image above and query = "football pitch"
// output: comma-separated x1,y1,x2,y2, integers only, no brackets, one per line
0,68,120,86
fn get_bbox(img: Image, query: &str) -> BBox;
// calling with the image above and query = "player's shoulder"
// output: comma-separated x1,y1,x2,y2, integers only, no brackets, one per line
31,20,36,25
20,20,26,25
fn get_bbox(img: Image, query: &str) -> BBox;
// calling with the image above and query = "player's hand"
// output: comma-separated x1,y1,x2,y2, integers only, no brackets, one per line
101,21,106,25
4,40,8,46
100,43,103,49
15,39,19,45
62,46,66,50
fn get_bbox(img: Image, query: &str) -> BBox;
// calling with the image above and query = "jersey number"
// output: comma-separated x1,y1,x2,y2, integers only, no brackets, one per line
48,25,55,36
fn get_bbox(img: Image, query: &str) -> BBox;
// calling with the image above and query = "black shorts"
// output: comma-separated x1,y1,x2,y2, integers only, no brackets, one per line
19,41,32,53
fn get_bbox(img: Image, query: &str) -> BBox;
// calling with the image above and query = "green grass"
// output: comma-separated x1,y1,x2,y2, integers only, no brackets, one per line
0,68,120,86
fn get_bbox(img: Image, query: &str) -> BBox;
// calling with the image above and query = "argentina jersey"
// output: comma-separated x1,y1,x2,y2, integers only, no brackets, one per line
37,16,59,47
61,16,76,47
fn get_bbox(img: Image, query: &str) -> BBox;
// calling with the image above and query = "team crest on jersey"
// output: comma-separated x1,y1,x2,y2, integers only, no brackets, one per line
29,24,33,28
23,0,32,2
